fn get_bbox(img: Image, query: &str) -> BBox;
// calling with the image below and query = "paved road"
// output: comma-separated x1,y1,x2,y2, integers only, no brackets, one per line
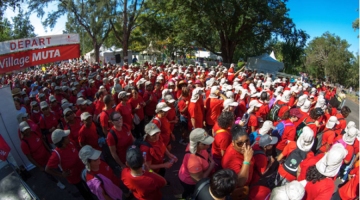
342,98,359,127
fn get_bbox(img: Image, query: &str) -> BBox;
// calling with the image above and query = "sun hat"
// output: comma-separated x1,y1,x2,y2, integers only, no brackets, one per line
296,126,314,152
51,129,70,144
79,145,102,171
280,90,291,103
259,134,278,147
223,99,239,111
316,143,347,177
325,116,340,129
63,108,73,116
189,128,214,154
270,180,305,200
80,112,92,121
344,121,356,133
19,121,31,132
49,95,56,103
259,120,275,135
343,127,359,145
300,100,311,113
144,122,161,140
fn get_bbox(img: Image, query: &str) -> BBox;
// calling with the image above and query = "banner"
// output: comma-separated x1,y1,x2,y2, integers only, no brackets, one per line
0,44,80,74
0,34,80,55
0,134,11,161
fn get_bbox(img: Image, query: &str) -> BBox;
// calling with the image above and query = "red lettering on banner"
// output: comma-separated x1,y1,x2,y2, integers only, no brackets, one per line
46,37,51,44
10,42,16,50
32,40,38,46
25,40,31,48
18,41,24,49
39,38,45,46
0,44,80,74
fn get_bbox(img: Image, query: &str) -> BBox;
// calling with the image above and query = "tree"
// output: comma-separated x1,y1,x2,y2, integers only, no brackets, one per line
305,32,354,84
146,0,295,63
29,0,112,62
0,18,12,42
12,9,36,39
0,0,22,21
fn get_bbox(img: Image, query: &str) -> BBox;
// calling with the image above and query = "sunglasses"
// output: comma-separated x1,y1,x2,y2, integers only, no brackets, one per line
236,139,250,147
112,117,122,121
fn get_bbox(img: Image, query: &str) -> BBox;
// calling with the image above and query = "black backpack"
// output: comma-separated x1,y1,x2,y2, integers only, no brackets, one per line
283,147,308,176
268,102,286,121
296,118,315,138
313,129,332,153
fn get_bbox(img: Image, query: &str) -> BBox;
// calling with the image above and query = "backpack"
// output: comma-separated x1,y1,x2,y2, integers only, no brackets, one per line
313,129,332,152
252,159,280,190
334,138,347,148
268,102,286,121
174,97,183,117
249,131,260,146
271,121,293,138
296,118,315,138
283,147,308,176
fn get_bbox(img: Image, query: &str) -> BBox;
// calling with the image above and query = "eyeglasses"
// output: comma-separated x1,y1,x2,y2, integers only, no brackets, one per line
236,139,250,147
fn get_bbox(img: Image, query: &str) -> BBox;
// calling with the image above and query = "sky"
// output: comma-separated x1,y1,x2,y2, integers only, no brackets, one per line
4,0,359,54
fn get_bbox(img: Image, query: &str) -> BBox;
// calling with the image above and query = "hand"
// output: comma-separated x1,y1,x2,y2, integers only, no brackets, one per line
171,133,175,141
62,170,71,178
209,156,216,168
243,144,253,162
163,162,173,169
186,101,189,105
149,95,153,101
136,104,141,109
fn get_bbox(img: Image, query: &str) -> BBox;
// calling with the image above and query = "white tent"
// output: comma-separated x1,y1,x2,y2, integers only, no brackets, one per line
84,46,133,65
246,53,284,74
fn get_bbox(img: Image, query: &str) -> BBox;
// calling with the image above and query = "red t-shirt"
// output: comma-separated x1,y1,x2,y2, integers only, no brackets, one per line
334,135,354,163
318,128,336,153
297,153,324,181
166,106,176,131
188,101,203,128
334,113,346,136
339,165,359,200
221,145,255,186
143,91,158,116
251,144,268,184
304,178,335,200
99,109,114,131
249,185,271,200
276,119,296,151
205,98,223,126
46,142,84,184
64,117,83,147
247,114,258,133
21,131,51,166
211,129,232,159
78,123,101,150
39,112,59,144
140,138,167,173
177,97,190,118
121,168,166,200
86,160,120,186
115,103,133,128
94,100,105,116
106,126,133,164
128,96,145,121
276,101,289,119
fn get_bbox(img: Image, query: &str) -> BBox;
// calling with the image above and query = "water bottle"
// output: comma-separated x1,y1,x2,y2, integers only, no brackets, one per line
142,152,147,170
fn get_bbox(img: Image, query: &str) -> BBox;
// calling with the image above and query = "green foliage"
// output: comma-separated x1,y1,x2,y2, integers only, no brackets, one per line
0,18,12,42
0,0,23,21
305,32,354,85
0,10,36,42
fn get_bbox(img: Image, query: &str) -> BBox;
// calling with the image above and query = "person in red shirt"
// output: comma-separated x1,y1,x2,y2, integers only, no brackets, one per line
277,126,314,184
94,91,106,116
275,90,291,120
256,92,270,121
275,108,302,155
115,91,133,129
221,125,254,197
177,87,191,144
99,94,115,136
152,102,174,150
164,94,178,132
49,95,62,119
45,129,93,200
128,87,146,139
79,145,123,200
19,121,65,189
211,111,234,168
30,101,42,124
244,100,262,134
333,162,359,200
122,146,167,200
63,108,83,148
205,86,227,132
39,101,60,145
107,111,135,169
316,116,339,154
75,98,89,117
334,127,358,166
188,88,205,129
143,81,158,119
78,112,101,150
303,143,348,200
334,106,351,136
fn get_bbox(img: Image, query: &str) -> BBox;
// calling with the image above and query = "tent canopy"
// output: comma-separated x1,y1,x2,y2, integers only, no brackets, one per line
246,53,284,74
140,41,161,55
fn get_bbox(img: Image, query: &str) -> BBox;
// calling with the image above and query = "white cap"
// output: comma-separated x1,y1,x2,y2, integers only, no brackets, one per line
155,102,171,113
316,143,347,177
259,121,275,135
325,116,340,129
80,112,92,121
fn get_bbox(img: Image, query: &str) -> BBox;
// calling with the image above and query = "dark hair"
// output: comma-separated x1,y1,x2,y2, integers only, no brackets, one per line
281,110,290,120
126,146,143,170
309,109,321,120
96,91,104,99
341,106,351,116
181,87,190,97
54,137,66,148
103,94,112,105
305,165,326,184
230,124,248,141
260,91,268,101
110,111,121,121
218,111,234,129
210,169,237,198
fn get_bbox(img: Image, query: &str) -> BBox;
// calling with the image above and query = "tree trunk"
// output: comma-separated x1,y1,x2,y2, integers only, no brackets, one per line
219,33,236,63
123,0,128,62
93,42,100,63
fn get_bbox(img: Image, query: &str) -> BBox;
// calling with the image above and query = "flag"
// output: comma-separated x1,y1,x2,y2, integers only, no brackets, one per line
0,134,11,161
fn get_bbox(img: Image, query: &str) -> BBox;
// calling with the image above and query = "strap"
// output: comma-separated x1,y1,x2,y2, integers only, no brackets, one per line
152,117,161,127
185,151,207,161
109,129,117,145
215,129,227,135
192,179,210,200
53,149,63,171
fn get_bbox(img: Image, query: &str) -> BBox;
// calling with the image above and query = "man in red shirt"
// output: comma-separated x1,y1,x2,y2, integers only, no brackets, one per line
334,106,351,136
39,101,59,145
99,94,115,135
205,86,227,131
188,88,205,129
78,112,101,150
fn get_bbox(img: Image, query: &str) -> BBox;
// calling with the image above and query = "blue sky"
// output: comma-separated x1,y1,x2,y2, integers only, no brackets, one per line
5,0,359,54
287,0,359,54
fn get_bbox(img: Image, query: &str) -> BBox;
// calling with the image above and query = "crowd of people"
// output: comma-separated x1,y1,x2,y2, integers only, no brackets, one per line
7,60,359,200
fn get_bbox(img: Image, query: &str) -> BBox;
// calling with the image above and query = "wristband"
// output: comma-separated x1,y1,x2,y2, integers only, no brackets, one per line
243,161,250,165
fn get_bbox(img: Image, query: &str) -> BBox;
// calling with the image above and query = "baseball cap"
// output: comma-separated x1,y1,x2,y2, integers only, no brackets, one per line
259,134,278,147
38,93,45,98
54,86,61,91
145,81,152,86
164,94,175,103
79,145,102,163
155,102,171,113
17,112,28,123
126,146,143,169
118,91,130,99
19,121,31,132
325,116,340,129
49,95,56,103
51,129,70,144
289,108,303,118
223,99,238,108
144,122,161,138
61,102,73,110
259,120,275,135
76,98,87,105
30,101,38,107
189,128,214,154
81,112,92,121
63,108,72,116
40,101,49,109
248,100,262,108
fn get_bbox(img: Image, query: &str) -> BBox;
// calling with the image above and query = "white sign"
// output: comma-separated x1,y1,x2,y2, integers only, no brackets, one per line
0,34,80,55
